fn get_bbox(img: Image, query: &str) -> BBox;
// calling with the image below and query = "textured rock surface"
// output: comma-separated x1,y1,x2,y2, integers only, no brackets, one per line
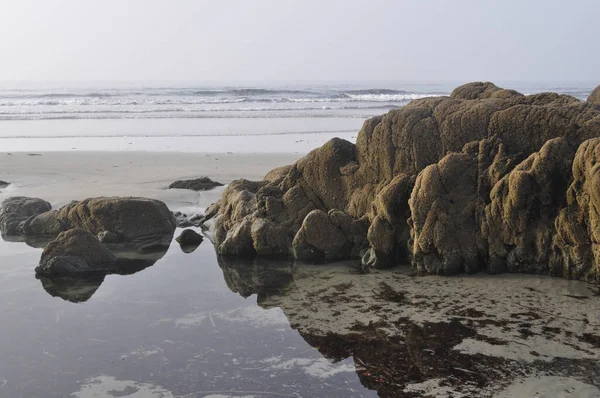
169,177,223,191
23,197,176,249
589,85,600,105
204,82,600,281
0,197,52,236
293,209,368,262
36,229,118,276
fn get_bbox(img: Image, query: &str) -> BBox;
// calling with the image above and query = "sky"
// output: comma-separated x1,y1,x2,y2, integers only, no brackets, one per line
0,0,598,83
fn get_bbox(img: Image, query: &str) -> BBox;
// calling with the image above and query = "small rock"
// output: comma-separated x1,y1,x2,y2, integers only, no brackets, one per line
169,177,223,191
0,181,9,188
176,229,204,253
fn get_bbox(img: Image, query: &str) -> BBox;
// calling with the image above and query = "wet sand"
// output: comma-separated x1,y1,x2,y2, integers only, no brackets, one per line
0,151,301,210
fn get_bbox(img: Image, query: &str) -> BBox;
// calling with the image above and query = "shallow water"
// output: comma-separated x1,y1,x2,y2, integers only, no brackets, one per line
0,232,379,398
2,228,600,397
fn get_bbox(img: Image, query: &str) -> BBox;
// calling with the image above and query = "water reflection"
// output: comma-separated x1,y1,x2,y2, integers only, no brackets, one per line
1,229,600,397
35,244,171,302
217,255,600,397
38,274,105,303
217,255,294,301
0,229,172,302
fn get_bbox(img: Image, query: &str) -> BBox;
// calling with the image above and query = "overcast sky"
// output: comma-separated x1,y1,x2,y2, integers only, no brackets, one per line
0,0,598,83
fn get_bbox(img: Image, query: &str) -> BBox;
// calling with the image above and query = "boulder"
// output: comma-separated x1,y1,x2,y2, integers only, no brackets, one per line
552,138,600,282
24,197,176,249
482,137,574,275
22,210,67,237
293,209,368,262
0,197,52,236
35,229,118,276
409,151,481,275
176,229,204,253
169,177,223,191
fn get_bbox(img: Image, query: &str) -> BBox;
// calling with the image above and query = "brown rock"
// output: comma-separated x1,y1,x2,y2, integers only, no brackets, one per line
169,177,223,191
0,197,52,236
36,229,117,276
204,82,600,281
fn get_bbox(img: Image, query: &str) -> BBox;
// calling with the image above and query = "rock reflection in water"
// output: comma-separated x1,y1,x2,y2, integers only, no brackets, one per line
217,254,294,301
217,257,600,397
36,242,170,302
38,274,105,303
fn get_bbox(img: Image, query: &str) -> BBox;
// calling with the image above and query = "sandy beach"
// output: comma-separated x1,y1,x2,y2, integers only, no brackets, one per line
0,151,301,210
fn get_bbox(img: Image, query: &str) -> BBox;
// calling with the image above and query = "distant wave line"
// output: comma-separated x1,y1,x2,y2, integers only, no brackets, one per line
0,114,376,121
0,87,437,100
0,104,400,115
0,129,358,139
0,94,436,106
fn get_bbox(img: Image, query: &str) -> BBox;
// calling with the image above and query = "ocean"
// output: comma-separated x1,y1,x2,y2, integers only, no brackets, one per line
0,81,595,152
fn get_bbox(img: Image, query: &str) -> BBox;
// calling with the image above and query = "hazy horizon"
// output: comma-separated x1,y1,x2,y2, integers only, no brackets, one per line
0,0,598,83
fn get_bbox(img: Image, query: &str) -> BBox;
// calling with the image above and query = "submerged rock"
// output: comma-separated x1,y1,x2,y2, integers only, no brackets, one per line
35,229,118,276
204,81,600,281
176,229,204,253
169,177,223,191
0,196,52,237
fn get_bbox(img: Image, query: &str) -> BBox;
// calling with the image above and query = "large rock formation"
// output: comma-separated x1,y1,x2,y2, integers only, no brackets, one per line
204,82,600,282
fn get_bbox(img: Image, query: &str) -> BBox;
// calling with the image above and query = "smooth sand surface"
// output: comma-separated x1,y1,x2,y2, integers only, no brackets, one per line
0,151,300,210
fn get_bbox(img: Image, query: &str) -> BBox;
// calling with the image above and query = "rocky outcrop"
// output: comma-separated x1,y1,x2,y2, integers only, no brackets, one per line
35,229,118,276
204,82,600,282
0,197,52,236
21,197,176,249
169,177,223,191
